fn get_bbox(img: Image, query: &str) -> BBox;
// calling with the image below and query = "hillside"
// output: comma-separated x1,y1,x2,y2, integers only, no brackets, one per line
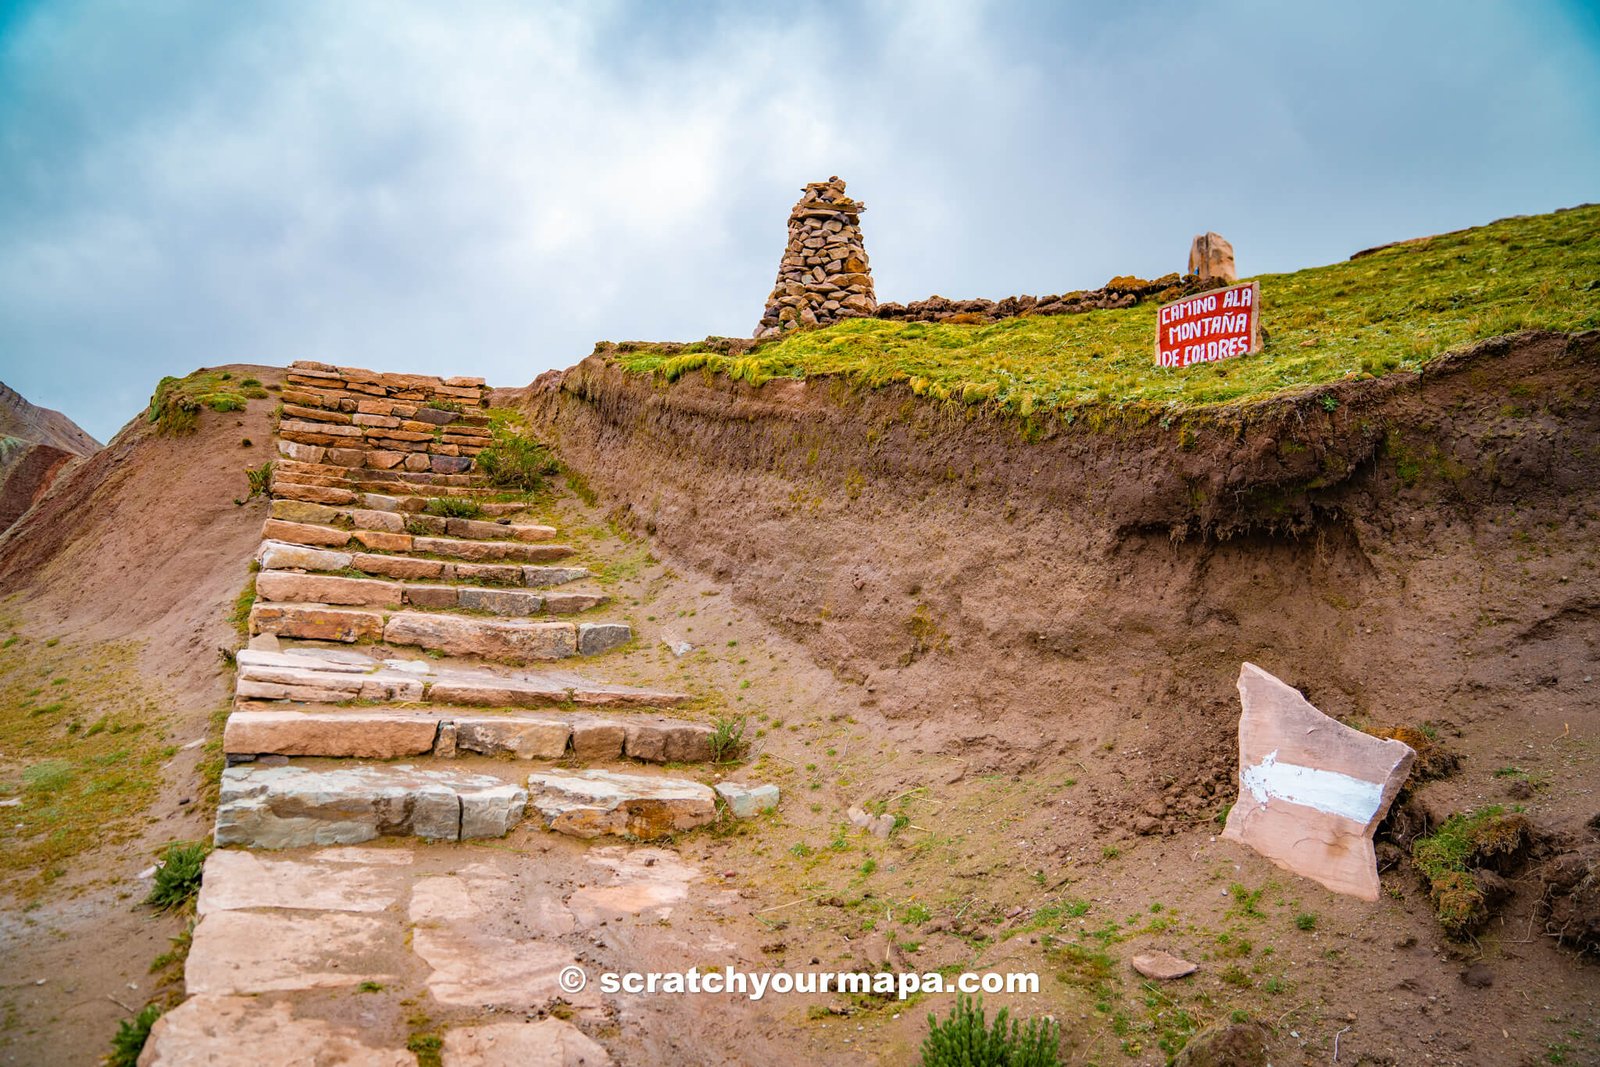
0,382,101,455
0,207,1597,1067
612,203,1600,418
0,381,102,534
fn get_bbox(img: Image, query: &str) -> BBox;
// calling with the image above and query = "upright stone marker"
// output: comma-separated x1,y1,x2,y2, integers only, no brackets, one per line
755,177,876,338
1221,663,1415,901
1188,231,1237,283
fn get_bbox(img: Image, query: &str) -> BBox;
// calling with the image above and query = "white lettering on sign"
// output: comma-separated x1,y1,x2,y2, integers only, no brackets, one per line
1239,750,1386,824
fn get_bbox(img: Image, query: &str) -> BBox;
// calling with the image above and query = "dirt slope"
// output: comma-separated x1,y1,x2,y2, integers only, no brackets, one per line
0,365,281,1066
510,328,1600,1064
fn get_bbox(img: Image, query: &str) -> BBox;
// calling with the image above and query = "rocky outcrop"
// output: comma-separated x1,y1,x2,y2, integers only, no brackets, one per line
1188,232,1237,283
755,177,875,338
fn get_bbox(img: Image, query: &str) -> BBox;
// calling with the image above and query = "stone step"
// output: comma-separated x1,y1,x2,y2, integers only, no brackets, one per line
268,498,558,543
356,493,527,518
254,570,607,615
277,459,486,488
524,769,719,840
224,708,715,762
215,763,526,848
233,647,687,709
257,538,591,589
259,518,573,562
249,604,628,661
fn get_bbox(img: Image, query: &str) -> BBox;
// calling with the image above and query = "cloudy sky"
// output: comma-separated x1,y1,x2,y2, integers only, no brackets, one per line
1,1,1597,442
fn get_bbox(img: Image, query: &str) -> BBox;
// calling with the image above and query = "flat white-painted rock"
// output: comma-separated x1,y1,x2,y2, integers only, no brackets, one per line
1221,662,1415,900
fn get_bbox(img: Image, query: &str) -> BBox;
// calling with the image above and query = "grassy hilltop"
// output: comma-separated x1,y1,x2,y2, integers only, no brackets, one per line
616,204,1599,418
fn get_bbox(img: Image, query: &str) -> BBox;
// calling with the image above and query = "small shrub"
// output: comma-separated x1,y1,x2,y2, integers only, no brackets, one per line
920,994,1061,1066
146,840,210,911
423,497,485,519
709,716,748,762
423,398,464,414
106,1004,162,1067
1294,912,1318,931
240,461,273,503
475,426,559,492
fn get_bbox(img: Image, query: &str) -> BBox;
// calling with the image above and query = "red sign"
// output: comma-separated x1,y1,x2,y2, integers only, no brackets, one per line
1155,281,1260,368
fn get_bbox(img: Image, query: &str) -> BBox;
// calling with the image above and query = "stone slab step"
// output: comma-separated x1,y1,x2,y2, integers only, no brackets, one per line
383,612,581,661
254,570,606,615
234,647,686,708
224,707,713,762
269,499,557,543
246,604,622,661
257,539,591,588
215,764,527,848
356,493,527,518
277,459,486,488
524,769,717,840
260,518,573,562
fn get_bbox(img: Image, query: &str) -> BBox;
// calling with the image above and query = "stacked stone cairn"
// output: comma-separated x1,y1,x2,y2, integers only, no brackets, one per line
754,176,876,338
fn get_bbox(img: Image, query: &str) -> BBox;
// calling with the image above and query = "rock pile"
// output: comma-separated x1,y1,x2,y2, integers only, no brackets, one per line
871,273,1217,326
755,177,876,338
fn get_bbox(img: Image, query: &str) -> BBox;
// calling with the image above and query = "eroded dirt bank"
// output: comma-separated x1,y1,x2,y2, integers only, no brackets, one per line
515,331,1598,808
505,331,1600,1062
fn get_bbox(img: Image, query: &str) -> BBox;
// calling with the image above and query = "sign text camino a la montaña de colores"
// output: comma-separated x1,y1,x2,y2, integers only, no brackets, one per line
1155,280,1260,368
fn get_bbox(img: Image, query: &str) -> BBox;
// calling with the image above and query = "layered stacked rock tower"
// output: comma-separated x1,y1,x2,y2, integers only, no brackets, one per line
754,176,876,338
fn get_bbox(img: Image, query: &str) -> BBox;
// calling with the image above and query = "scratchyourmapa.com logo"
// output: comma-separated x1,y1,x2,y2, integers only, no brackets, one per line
557,965,1038,1002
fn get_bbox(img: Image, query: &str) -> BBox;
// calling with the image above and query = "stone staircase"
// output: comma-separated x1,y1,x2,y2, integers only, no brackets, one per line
214,361,772,848
140,361,780,1063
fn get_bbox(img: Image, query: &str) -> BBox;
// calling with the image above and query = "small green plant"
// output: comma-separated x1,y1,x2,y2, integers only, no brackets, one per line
1320,394,1340,412
146,840,210,911
423,496,485,519
1412,805,1530,935
106,1004,162,1067
709,715,748,762
198,393,245,413
237,461,273,504
920,995,1061,1066
475,425,560,492
357,980,385,993
1294,912,1318,931
422,398,464,414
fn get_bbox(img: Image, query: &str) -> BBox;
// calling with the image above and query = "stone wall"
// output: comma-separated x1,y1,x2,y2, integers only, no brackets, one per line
277,361,491,475
754,177,876,338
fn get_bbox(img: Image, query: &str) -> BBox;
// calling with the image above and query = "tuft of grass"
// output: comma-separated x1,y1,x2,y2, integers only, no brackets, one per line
423,496,485,519
920,994,1062,1066
1412,805,1531,935
709,715,748,762
235,461,273,506
106,1004,162,1067
1294,912,1318,931
615,205,1600,420
230,575,256,637
146,840,210,911
475,422,560,492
